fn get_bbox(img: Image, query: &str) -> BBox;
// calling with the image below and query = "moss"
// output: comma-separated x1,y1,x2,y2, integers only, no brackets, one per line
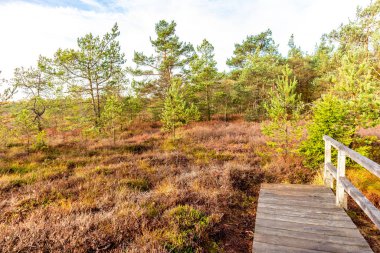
93,167,115,176
17,191,65,212
143,202,162,218
8,178,29,188
121,178,151,191
0,164,34,175
125,143,152,154
162,138,181,152
163,205,211,252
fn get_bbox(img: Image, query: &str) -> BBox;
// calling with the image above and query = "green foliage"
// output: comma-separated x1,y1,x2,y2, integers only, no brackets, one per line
15,109,37,152
123,96,144,122
213,78,235,121
263,65,303,159
164,205,210,252
161,78,200,138
300,95,355,169
14,63,53,131
0,71,16,102
121,178,151,191
102,95,123,144
189,39,219,120
45,23,125,127
33,130,47,151
287,35,319,104
131,20,194,110
227,29,279,69
331,50,380,127
227,30,283,120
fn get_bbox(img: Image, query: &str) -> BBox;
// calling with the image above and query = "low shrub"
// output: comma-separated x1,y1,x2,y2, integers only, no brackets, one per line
121,178,151,191
229,167,264,191
163,205,211,252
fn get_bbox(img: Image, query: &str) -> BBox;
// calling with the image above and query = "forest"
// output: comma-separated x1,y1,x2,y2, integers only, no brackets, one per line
0,1,380,252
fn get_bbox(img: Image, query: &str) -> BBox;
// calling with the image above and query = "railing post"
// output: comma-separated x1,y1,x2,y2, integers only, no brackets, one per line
336,149,348,209
324,140,333,188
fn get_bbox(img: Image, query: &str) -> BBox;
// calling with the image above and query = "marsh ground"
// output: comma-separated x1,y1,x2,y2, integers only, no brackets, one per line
0,120,379,252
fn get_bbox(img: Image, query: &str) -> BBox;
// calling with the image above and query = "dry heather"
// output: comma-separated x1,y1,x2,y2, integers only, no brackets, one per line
0,120,378,252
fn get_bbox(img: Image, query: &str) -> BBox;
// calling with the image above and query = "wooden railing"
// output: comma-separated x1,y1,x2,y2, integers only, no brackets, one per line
323,135,380,229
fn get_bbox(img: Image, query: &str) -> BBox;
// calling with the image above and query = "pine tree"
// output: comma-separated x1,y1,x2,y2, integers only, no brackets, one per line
131,20,194,114
300,95,355,169
190,39,219,120
161,78,200,138
263,65,303,160
227,30,283,120
16,109,37,153
102,95,123,145
43,23,125,127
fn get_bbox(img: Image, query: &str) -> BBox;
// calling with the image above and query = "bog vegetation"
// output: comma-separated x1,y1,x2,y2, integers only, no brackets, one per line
0,1,380,252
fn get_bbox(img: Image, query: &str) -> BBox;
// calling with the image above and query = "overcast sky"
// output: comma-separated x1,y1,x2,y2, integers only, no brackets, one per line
0,0,372,79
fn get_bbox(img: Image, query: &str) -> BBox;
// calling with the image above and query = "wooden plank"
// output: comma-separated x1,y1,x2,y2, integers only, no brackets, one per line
255,218,364,238
261,188,333,197
260,192,335,203
257,212,356,229
253,183,373,253
340,177,380,229
253,241,331,253
255,226,370,247
254,233,373,253
257,202,343,215
262,183,332,192
259,196,338,209
258,207,351,221
260,188,335,199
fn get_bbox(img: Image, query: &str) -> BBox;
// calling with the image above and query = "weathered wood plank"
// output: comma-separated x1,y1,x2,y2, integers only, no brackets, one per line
258,207,351,221
262,183,332,192
254,233,373,253
254,226,369,247
261,188,334,197
257,202,344,215
255,218,364,238
260,192,335,203
253,183,373,253
257,212,356,228
259,197,338,209
253,241,330,253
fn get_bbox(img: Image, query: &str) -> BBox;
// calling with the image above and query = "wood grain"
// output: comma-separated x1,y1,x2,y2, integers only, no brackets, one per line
252,184,373,253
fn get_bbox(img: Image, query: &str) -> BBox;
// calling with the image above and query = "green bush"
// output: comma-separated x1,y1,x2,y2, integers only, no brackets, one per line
123,178,151,191
33,130,48,151
300,94,355,169
164,205,211,252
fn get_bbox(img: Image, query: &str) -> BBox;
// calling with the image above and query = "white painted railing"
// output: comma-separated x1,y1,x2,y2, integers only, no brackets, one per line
323,135,380,229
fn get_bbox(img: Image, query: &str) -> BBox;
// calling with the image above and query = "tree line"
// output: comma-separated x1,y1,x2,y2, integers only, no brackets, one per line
0,0,379,168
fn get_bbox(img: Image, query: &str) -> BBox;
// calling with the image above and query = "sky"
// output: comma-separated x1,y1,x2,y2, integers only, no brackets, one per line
0,0,372,79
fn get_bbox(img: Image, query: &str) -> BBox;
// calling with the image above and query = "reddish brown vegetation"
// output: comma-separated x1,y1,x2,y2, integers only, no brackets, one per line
0,120,378,252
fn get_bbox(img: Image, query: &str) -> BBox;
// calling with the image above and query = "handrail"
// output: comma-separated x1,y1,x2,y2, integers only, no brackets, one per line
323,135,380,178
323,135,380,230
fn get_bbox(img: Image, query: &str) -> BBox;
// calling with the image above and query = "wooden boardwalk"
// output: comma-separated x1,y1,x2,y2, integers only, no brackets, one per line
253,184,373,253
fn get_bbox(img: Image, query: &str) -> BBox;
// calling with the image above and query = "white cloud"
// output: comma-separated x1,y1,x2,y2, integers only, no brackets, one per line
0,0,372,80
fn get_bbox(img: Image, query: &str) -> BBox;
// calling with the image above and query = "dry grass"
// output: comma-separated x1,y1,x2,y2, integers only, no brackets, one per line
0,120,378,252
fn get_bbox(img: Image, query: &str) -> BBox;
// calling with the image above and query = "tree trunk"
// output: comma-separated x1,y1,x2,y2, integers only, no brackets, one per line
206,86,211,121
113,128,116,145
88,80,98,127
